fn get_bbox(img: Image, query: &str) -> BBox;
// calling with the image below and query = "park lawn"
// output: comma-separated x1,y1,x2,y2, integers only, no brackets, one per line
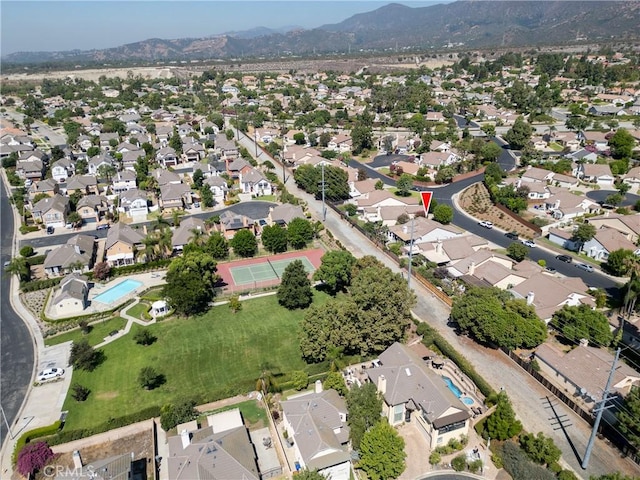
45,317,127,347
126,302,151,320
141,287,164,302
61,291,330,432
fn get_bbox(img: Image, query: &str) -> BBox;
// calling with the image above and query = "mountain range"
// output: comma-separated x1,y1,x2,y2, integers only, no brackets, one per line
3,1,640,65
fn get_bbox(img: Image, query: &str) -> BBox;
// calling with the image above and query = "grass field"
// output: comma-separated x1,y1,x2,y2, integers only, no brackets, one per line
45,317,127,347
62,291,330,431
126,302,151,320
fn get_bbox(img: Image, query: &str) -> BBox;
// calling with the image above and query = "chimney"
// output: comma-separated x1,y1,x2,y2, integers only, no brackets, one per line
180,430,191,449
579,338,589,348
468,261,476,276
402,225,408,234
377,374,387,396
315,379,323,394
72,450,83,469
435,240,443,254
526,291,535,305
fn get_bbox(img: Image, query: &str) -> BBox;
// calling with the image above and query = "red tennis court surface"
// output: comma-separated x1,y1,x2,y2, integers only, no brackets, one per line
216,248,325,293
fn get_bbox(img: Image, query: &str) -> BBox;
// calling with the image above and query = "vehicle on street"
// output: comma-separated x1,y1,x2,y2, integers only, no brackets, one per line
46,226,54,235
576,263,594,273
193,202,201,208
478,220,493,229
96,224,110,230
37,367,64,382
521,239,536,248
556,254,573,263
3,260,11,268
505,231,519,240
544,266,557,273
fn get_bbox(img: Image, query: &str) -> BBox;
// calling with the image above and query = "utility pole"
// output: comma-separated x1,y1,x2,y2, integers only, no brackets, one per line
407,214,415,290
234,105,239,140
582,347,621,469
321,162,326,222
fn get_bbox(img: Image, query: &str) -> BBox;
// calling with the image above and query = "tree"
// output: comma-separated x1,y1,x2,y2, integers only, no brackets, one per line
230,229,258,257
590,475,639,480
480,142,502,162
200,183,214,208
375,179,384,190
605,192,624,206
504,117,533,150
71,383,90,402
134,329,156,346
69,339,103,371
277,260,313,309
261,224,288,253
291,370,309,390
572,222,596,244
616,385,640,449
483,392,523,440
162,251,219,316
605,249,635,276
138,366,163,390
485,162,504,184
205,232,229,259
287,217,314,249
5,256,30,282
481,123,496,137
550,304,614,347
351,122,373,154
67,211,82,227
432,204,453,224
293,132,306,145
395,173,414,196
347,383,383,450
93,261,111,280
228,295,242,313
358,421,406,480
160,399,198,431
313,250,356,294
451,287,546,350
20,245,34,257
193,168,204,188
519,432,561,466
323,371,348,396
507,241,529,262
296,470,326,480
16,441,54,477
169,130,183,154
435,166,456,184
451,454,467,472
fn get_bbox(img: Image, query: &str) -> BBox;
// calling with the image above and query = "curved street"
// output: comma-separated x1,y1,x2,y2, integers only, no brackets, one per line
0,179,35,448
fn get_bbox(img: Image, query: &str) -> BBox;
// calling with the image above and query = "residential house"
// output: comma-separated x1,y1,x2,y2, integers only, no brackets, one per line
419,234,489,265
281,388,351,480
51,273,89,316
457,254,535,290
121,149,145,170
64,175,99,196
327,134,352,152
511,274,595,322
156,124,174,145
350,178,379,198
216,137,239,160
425,111,446,122
577,163,614,187
586,214,640,243
218,210,253,239
567,149,598,164
43,234,96,277
356,190,420,221
16,159,45,181
535,343,640,400
156,146,179,167
203,176,228,205
118,188,149,218
419,151,459,170
368,343,471,449
547,228,581,252
105,222,145,266
520,166,554,184
581,227,640,262
239,168,272,196
28,178,59,200
51,158,75,183
77,135,93,151
448,249,515,278
183,139,205,162
387,216,463,246
522,182,550,200
112,170,137,194
167,409,260,480
160,182,192,210
192,160,224,178
19,149,48,164
99,132,119,149
544,188,600,220
172,216,206,252
588,105,627,116
87,152,115,176
623,166,640,192
268,204,305,226
581,131,609,152
551,173,579,189
227,157,253,180
76,195,111,224
31,194,69,227
115,141,139,154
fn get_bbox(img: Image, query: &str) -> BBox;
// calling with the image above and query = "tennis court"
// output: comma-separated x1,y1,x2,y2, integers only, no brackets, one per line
230,256,316,286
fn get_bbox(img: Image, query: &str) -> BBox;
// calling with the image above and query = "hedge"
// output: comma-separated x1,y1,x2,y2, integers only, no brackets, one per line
21,277,62,292
19,225,40,234
12,421,62,464
110,259,171,277
418,321,495,397
26,254,46,266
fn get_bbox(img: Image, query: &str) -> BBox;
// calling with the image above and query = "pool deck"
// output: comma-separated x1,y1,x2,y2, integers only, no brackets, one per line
45,271,168,320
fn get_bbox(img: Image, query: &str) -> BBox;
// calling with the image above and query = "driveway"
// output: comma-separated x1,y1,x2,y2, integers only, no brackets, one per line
586,189,640,208
398,423,431,480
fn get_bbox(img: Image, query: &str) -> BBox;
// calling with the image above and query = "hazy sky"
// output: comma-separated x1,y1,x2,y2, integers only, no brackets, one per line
1,1,445,55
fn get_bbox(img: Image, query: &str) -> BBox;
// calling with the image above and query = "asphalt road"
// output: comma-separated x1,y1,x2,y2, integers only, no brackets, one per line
586,190,640,208
20,201,276,250
0,180,35,448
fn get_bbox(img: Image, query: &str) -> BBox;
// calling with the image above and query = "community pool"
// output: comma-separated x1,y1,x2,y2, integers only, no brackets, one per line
442,376,474,405
93,279,143,304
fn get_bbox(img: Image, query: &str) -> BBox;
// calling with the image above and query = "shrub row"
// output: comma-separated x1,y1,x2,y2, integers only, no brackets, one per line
110,259,171,277
25,254,46,266
19,225,40,234
417,321,495,397
12,421,62,464
20,277,62,292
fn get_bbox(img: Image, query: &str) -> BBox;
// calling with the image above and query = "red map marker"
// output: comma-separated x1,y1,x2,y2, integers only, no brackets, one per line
421,191,433,216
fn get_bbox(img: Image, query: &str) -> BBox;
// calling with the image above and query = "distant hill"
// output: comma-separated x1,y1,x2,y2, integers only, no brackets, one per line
3,1,639,65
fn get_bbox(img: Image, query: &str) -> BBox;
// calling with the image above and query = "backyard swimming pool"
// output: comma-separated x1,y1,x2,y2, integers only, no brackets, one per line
93,279,143,305
442,376,474,405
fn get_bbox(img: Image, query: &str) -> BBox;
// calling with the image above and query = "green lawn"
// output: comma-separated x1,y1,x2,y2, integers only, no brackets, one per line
126,302,151,321
389,187,420,199
45,317,128,347
253,195,276,202
141,287,164,302
62,291,330,431
198,399,268,430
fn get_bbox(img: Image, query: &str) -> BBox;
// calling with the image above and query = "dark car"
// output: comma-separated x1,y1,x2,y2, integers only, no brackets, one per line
96,224,110,230
505,231,519,240
46,226,54,235
556,254,573,263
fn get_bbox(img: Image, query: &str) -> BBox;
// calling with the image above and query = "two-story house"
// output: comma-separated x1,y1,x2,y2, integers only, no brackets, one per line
31,194,70,227
118,188,149,218
112,170,137,194
105,222,145,266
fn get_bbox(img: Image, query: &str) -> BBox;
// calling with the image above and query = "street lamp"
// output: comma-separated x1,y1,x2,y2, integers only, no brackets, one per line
407,214,415,289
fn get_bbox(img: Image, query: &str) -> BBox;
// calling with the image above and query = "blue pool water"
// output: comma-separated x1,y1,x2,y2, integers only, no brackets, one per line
93,279,142,304
443,376,474,405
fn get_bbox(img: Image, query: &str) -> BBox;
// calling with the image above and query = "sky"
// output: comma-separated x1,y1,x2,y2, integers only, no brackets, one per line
1,1,445,55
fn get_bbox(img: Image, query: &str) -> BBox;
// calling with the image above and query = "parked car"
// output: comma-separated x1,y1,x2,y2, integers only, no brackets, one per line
193,202,201,208
576,263,594,273
544,266,557,273
555,254,573,263
96,223,110,230
37,367,64,382
478,220,493,229
46,226,54,235
505,231,519,240
520,239,536,248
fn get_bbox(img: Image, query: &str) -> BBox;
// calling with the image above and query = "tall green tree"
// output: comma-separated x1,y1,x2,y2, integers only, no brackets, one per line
395,174,414,197
287,217,314,249
605,249,635,276
323,371,348,396
162,251,219,316
432,204,453,224
504,116,533,150
616,386,640,449
483,392,523,440
205,232,229,259
261,224,288,253
230,230,258,257
609,128,634,159
550,304,613,347
313,250,356,294
277,260,313,310
572,223,596,244
519,432,561,466
358,421,406,480
480,142,502,162
351,122,373,154
347,383,383,450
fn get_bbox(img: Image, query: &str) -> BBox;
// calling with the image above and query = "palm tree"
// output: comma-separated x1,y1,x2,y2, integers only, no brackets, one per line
149,211,170,232
622,257,640,319
5,257,29,282
141,235,160,262
256,362,279,395
188,227,207,247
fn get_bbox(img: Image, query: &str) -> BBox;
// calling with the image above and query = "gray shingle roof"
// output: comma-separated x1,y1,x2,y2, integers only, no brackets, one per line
105,222,145,250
